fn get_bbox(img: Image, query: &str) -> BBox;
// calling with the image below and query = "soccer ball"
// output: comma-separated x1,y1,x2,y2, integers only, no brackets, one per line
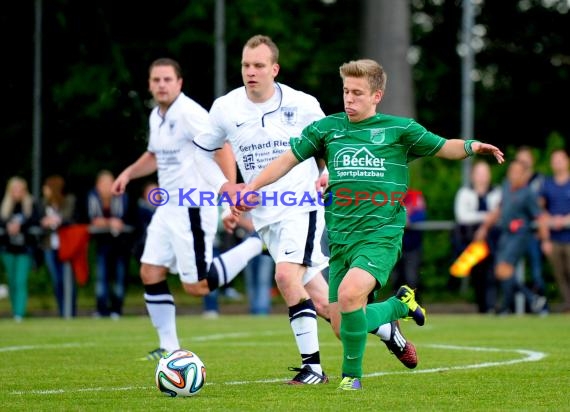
155,349,206,397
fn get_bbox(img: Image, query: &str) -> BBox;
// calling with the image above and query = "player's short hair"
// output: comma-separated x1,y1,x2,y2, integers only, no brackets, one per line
149,58,183,79
339,59,387,93
244,35,279,64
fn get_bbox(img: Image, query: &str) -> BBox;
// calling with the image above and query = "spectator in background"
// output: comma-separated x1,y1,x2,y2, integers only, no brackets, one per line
391,189,426,300
539,148,570,313
204,208,273,318
39,175,78,317
475,160,549,315
515,146,548,305
453,160,502,313
244,247,274,315
515,146,545,194
0,176,40,322
234,212,274,316
88,169,132,319
200,206,231,319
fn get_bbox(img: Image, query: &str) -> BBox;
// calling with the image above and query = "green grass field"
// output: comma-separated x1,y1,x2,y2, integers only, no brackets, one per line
1,313,568,411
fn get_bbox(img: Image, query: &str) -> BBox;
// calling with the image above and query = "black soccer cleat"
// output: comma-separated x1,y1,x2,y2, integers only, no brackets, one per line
286,365,329,385
382,320,418,369
140,347,168,361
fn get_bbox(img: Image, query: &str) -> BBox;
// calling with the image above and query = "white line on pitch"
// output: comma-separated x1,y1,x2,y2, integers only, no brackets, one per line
0,343,92,353
8,343,546,395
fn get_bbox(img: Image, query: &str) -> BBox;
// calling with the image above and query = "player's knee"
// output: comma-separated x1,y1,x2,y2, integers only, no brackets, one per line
140,264,166,284
274,270,293,289
140,268,152,284
337,294,357,310
337,283,363,310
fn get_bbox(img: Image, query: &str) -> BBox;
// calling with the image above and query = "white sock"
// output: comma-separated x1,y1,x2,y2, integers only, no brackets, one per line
290,300,322,375
144,293,179,352
307,364,323,375
376,322,392,341
214,236,262,286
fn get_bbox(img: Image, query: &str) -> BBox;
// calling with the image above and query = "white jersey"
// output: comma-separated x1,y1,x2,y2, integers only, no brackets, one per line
194,83,325,229
148,93,213,206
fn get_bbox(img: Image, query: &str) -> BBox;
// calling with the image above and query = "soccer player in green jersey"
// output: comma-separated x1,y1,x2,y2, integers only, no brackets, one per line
238,58,504,390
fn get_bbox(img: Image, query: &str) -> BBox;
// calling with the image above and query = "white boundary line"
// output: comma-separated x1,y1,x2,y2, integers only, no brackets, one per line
0,343,91,353
6,340,546,395
363,344,546,378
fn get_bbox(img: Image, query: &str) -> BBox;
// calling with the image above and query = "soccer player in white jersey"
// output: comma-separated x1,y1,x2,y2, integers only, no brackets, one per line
112,58,262,360
194,35,416,383
194,35,329,385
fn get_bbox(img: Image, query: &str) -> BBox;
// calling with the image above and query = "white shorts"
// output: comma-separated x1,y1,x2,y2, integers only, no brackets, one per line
257,209,329,285
141,204,217,283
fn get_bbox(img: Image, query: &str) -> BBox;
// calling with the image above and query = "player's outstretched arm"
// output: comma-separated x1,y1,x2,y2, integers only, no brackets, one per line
472,141,504,163
112,151,157,195
436,139,504,164
246,150,300,192
233,150,300,214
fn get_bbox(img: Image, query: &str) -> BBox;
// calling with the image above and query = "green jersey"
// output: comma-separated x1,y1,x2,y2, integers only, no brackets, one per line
290,112,445,244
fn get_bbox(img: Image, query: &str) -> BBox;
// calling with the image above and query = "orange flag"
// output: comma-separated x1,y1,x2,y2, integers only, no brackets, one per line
450,240,490,278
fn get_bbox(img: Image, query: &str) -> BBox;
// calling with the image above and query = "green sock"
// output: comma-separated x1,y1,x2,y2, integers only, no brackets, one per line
340,308,368,378
365,297,409,332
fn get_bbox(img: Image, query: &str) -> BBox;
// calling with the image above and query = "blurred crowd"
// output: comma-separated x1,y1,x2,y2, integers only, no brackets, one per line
451,147,570,315
0,170,276,322
1,146,569,321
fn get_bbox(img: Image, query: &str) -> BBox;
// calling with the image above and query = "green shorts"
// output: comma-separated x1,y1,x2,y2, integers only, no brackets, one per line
328,233,403,303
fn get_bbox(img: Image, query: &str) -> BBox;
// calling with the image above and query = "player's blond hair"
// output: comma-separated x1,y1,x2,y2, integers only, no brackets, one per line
244,35,280,64
339,59,387,93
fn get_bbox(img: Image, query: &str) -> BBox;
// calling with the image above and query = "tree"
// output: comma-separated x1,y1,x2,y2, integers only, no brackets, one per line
1,0,568,204
361,0,415,118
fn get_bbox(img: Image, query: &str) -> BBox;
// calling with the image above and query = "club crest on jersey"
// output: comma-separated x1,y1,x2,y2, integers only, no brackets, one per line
370,128,385,144
280,107,297,125
169,120,176,133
